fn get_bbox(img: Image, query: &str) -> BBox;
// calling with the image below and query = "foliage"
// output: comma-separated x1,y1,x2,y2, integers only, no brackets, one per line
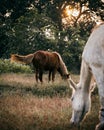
0,0,34,21
33,0,104,28
0,16,89,73
0,0,103,73
0,8,58,58
0,59,32,74
59,25,87,73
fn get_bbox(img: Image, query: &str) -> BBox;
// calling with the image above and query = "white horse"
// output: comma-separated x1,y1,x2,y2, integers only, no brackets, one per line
69,23,104,130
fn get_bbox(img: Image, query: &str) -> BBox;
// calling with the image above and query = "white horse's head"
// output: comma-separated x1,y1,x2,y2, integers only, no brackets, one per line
69,78,91,126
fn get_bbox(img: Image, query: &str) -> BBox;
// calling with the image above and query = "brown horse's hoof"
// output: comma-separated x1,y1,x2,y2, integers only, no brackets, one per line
95,122,104,130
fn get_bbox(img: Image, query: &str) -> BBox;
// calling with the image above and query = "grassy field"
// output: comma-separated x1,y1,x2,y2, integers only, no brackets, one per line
0,73,100,130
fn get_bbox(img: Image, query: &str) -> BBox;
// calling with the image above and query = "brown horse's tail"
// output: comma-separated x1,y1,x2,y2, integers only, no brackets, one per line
11,53,34,64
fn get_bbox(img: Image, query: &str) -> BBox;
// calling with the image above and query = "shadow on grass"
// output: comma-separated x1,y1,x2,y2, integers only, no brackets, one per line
0,83,71,97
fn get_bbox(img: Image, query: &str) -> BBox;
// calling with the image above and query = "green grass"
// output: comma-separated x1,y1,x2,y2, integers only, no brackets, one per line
0,73,100,130
0,59,32,74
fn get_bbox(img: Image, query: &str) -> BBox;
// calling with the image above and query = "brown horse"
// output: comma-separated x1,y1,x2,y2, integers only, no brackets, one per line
11,50,69,83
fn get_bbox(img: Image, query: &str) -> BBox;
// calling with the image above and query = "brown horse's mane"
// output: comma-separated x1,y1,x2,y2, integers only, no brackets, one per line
52,52,68,76
11,53,34,64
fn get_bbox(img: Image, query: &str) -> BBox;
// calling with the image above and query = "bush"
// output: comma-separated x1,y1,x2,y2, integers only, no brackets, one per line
0,59,33,74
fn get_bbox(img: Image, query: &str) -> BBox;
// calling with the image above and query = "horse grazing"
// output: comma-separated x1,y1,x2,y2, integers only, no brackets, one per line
69,23,104,130
11,50,69,83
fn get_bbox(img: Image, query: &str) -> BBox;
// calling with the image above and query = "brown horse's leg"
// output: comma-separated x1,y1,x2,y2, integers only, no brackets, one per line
39,71,43,83
49,70,52,82
52,70,56,82
35,70,38,83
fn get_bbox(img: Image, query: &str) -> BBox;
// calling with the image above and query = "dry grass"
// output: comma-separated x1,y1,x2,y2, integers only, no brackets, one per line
0,73,100,130
0,73,36,87
0,73,69,88
0,94,71,130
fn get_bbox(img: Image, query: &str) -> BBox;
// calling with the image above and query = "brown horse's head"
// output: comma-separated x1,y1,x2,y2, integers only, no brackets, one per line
57,67,70,80
62,74,70,79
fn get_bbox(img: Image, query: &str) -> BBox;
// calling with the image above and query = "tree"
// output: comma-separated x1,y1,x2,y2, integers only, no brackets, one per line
33,0,104,29
0,7,58,58
0,0,103,73
0,0,35,22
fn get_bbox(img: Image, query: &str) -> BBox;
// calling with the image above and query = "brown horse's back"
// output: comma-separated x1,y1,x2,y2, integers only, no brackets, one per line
32,50,59,70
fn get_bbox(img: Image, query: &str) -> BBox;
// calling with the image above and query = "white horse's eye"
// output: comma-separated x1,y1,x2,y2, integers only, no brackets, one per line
71,96,74,101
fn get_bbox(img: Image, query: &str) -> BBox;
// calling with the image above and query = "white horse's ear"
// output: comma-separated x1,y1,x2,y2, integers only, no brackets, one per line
69,78,77,90
90,82,96,92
